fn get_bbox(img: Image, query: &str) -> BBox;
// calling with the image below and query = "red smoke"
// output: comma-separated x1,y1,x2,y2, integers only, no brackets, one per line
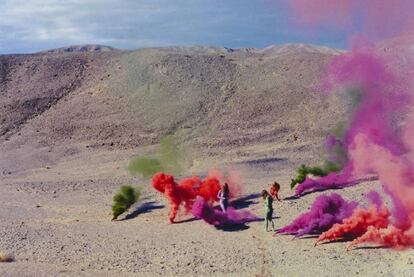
315,205,389,246
347,226,414,250
206,169,244,198
152,173,196,223
152,171,241,223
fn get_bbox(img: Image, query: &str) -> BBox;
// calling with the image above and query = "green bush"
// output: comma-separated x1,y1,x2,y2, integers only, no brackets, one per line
112,185,141,220
290,162,341,189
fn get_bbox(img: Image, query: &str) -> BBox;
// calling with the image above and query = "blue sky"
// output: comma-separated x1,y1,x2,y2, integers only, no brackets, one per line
0,0,349,54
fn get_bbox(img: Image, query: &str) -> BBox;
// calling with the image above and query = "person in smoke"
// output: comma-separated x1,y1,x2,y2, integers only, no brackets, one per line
217,183,230,213
262,190,275,232
270,182,281,201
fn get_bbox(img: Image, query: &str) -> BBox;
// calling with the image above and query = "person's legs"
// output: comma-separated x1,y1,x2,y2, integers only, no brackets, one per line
270,210,275,231
220,199,228,212
265,211,271,231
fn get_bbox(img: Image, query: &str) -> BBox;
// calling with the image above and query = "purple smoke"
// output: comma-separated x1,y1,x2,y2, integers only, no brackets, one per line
294,43,411,196
191,197,257,226
294,165,354,196
276,193,357,237
365,190,383,210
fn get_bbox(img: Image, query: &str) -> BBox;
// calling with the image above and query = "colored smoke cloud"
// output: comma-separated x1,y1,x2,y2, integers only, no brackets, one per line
293,44,414,248
283,0,414,249
288,0,414,41
128,136,185,179
316,204,390,246
347,225,414,250
294,42,413,196
191,197,257,227
277,193,357,237
152,171,243,223
344,131,414,249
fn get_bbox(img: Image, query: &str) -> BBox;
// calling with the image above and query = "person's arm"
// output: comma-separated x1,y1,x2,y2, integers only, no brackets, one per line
217,190,222,199
275,192,281,201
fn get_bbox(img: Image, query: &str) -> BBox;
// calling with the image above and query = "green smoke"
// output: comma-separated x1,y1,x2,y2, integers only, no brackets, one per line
112,185,141,220
128,136,184,178
290,162,341,189
290,122,348,189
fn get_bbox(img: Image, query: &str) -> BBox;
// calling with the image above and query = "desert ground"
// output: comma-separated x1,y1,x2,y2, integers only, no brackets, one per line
1,45,413,276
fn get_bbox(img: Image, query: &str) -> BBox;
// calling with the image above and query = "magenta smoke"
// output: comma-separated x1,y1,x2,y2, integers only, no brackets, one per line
295,43,413,196
276,193,357,237
191,197,257,226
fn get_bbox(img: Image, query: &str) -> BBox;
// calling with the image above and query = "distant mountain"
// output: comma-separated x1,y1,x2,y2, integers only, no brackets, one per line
259,43,345,55
42,44,119,54
157,43,344,55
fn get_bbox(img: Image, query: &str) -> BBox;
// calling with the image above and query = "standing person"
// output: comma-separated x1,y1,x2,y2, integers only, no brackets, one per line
217,183,230,213
270,182,281,201
262,190,275,232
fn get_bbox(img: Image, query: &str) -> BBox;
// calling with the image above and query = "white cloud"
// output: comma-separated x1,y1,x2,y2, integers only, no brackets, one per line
0,0,200,51
0,0,337,54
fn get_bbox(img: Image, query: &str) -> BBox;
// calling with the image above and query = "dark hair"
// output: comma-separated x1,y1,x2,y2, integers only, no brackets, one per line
273,182,280,191
261,190,269,200
223,183,229,195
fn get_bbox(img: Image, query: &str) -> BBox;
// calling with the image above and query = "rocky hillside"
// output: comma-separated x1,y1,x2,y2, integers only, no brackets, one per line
0,44,347,164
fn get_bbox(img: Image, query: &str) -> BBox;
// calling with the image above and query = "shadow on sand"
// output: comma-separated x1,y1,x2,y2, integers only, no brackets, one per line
297,234,320,239
352,245,390,250
239,157,288,166
215,223,250,232
213,194,279,232
231,193,261,209
283,195,300,201
174,217,200,224
316,238,351,245
122,201,165,221
283,186,347,200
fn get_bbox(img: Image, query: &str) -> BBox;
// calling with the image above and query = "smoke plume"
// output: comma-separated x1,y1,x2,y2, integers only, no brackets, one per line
191,197,257,227
128,136,185,179
277,193,357,237
279,0,414,249
152,171,242,223
316,204,390,246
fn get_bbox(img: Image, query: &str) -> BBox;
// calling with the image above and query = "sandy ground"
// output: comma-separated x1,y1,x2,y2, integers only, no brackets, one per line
1,145,414,277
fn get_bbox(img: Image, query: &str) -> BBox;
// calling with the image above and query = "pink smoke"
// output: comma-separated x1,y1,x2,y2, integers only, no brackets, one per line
341,124,414,249
295,43,413,196
288,0,414,41
280,0,414,249
191,197,257,227
276,193,357,237
299,45,414,248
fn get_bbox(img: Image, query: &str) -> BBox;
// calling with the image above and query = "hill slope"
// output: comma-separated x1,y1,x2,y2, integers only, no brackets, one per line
0,44,347,174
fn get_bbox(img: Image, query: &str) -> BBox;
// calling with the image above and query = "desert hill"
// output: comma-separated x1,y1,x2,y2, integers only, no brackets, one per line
0,44,347,176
